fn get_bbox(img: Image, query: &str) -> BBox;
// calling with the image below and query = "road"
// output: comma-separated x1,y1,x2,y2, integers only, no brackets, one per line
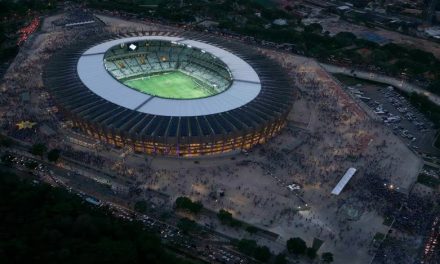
321,63,440,107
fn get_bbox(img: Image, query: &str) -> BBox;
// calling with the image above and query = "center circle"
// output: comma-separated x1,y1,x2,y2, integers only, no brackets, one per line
103,40,233,99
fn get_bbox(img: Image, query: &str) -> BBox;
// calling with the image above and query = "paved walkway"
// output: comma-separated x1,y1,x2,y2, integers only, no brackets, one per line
321,63,440,107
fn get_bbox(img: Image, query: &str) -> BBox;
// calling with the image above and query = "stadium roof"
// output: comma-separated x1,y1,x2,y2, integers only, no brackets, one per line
77,36,260,116
44,31,294,139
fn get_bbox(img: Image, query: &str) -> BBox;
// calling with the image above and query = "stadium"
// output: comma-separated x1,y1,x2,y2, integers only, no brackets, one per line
44,32,294,157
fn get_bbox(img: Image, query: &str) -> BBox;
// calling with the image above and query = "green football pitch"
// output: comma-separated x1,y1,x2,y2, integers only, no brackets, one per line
123,71,215,99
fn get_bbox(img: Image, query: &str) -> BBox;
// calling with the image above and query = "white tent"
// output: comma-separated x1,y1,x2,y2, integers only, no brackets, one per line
331,168,357,195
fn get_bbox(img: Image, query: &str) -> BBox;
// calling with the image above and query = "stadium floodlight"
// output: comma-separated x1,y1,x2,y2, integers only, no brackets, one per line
129,43,137,51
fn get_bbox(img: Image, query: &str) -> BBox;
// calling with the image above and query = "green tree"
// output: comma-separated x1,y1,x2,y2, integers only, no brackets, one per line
372,49,388,63
245,225,258,233
286,237,307,255
274,253,287,264
334,32,357,47
0,136,13,148
134,200,148,213
236,239,272,261
322,252,334,263
428,79,440,95
306,247,317,259
237,239,258,256
175,196,203,214
177,217,197,234
304,23,323,34
47,149,60,162
217,209,241,226
0,169,194,264
217,209,233,223
254,245,271,262
31,143,47,157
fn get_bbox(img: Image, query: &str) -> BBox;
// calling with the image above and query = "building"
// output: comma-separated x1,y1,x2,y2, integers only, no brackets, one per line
44,31,295,157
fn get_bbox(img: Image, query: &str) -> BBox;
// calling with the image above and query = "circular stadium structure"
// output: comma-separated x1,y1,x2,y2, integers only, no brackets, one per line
44,32,295,157
103,39,234,100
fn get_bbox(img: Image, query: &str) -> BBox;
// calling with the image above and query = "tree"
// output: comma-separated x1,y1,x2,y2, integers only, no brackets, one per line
237,239,258,256
217,209,233,223
175,196,203,214
47,149,60,162
254,245,271,262
236,239,272,262
134,200,148,213
306,247,317,259
0,136,13,148
217,209,241,227
304,23,323,34
177,217,197,234
428,79,440,95
322,252,334,263
31,143,47,157
245,225,258,233
274,253,287,264
0,170,192,264
334,32,357,47
372,49,388,63
286,237,307,255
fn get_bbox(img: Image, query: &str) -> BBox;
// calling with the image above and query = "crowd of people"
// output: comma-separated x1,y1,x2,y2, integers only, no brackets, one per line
17,17,40,46
0,7,108,148
62,146,106,169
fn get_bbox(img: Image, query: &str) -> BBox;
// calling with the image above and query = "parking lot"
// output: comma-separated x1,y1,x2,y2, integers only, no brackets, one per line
344,83,439,155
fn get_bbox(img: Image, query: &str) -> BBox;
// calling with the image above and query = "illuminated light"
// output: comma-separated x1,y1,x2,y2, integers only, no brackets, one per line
16,121,37,130
129,44,137,51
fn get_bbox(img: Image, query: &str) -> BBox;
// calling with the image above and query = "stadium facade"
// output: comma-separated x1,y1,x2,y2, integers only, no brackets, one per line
44,32,295,157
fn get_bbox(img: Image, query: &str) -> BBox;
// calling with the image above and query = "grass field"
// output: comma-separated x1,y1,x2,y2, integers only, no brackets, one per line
123,71,214,99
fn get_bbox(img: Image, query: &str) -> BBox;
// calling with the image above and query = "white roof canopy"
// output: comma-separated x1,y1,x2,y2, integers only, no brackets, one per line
77,36,261,116
331,168,357,195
